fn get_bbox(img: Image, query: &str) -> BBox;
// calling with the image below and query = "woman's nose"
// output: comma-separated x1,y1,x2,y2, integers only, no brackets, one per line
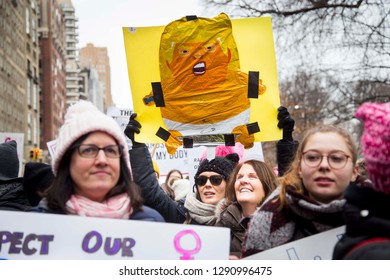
95,150,108,162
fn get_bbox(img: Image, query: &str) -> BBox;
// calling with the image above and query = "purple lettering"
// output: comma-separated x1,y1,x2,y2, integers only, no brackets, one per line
82,231,102,253
22,234,37,255
37,235,54,255
104,238,121,255
9,232,23,254
0,231,11,251
121,238,135,257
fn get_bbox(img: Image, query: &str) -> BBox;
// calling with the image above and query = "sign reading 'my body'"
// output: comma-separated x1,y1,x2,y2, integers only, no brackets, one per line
0,211,229,260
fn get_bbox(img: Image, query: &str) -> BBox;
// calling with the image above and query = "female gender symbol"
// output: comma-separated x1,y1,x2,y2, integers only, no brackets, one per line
173,229,201,260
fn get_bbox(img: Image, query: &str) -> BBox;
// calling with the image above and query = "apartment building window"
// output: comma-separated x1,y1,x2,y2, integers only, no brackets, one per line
25,7,30,34
33,82,37,110
33,117,37,144
27,113,31,144
32,18,36,43
27,78,31,106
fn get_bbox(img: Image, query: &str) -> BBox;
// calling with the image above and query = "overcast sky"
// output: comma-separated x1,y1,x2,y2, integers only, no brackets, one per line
72,0,214,110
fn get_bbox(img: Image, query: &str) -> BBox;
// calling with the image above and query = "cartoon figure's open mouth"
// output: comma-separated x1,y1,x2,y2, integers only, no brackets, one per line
193,62,206,75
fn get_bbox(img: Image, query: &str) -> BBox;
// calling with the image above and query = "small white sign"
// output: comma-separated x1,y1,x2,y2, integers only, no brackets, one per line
244,226,345,260
106,106,133,148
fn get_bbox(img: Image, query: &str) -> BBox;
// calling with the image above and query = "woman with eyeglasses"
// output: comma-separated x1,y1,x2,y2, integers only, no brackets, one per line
125,113,239,225
242,124,359,257
29,101,164,222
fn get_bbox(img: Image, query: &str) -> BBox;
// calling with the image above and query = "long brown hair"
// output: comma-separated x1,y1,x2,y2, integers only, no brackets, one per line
279,124,358,209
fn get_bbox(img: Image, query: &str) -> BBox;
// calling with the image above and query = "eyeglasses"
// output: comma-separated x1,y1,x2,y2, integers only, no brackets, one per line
77,144,123,159
195,175,225,187
302,150,350,169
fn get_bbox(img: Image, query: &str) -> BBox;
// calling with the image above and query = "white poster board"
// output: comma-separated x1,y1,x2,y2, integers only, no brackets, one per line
244,226,345,260
0,132,24,176
0,211,230,260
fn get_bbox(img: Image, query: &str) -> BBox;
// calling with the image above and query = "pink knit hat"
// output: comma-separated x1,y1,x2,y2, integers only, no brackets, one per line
53,100,129,175
355,102,390,193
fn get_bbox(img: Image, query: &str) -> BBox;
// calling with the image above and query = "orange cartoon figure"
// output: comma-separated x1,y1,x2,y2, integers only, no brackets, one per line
143,13,266,155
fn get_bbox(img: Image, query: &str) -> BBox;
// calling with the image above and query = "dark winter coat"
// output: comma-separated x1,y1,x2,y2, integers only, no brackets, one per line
129,145,190,224
0,178,31,211
215,201,247,257
333,180,390,259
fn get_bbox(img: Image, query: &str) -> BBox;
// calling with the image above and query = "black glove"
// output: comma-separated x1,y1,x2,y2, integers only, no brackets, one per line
124,113,144,148
277,106,295,141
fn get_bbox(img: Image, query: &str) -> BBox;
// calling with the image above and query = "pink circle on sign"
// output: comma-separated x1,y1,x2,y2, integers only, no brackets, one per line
174,229,201,260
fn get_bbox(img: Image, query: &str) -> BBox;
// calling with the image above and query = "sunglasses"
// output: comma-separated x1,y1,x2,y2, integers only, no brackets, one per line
195,175,225,187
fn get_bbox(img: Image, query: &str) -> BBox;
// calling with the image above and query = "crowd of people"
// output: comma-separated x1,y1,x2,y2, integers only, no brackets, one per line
1,100,389,260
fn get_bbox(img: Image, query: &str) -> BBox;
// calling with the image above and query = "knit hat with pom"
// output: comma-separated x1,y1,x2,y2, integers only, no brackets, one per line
355,102,390,194
53,100,129,175
195,153,239,181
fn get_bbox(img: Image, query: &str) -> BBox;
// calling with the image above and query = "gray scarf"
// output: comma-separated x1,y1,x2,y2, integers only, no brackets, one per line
184,192,217,225
244,186,346,256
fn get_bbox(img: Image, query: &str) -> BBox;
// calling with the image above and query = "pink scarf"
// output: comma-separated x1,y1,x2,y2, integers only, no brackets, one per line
65,193,132,219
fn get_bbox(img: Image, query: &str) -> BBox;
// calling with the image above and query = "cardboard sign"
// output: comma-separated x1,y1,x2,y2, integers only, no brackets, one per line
244,226,345,260
0,210,230,260
123,15,281,152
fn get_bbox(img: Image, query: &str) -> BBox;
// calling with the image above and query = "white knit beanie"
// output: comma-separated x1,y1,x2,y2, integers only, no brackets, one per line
52,100,129,175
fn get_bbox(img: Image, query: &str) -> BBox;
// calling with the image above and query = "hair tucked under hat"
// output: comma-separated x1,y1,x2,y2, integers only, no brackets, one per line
195,153,239,182
53,100,129,175
355,102,390,194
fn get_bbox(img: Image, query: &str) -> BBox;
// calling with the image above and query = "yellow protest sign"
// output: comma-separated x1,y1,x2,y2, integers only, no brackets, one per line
123,14,280,154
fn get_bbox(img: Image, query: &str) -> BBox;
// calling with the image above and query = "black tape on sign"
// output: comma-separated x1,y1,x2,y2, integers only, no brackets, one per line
248,71,259,99
224,134,235,146
183,137,194,148
151,82,165,107
156,127,171,141
186,15,198,21
247,122,260,134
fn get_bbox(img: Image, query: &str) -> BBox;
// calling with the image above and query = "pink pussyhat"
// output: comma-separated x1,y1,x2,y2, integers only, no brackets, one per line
355,102,390,194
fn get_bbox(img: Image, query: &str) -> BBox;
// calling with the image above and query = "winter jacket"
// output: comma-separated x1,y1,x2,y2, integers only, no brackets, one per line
333,180,390,259
0,178,31,211
130,145,190,223
215,201,247,257
130,145,220,225
29,198,164,222
243,186,345,257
